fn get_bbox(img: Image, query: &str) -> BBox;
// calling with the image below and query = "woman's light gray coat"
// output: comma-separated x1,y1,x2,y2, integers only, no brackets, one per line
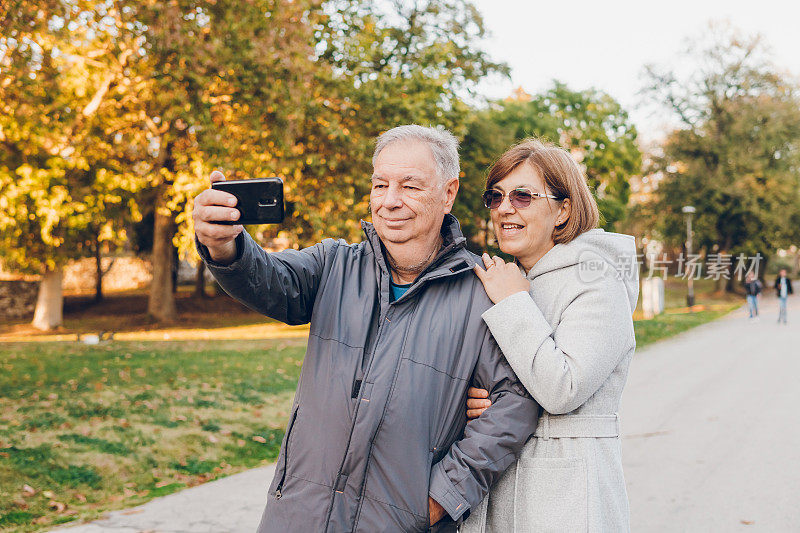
462,229,639,532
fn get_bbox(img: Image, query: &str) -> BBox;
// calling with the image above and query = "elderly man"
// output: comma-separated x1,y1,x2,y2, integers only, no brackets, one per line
193,125,539,532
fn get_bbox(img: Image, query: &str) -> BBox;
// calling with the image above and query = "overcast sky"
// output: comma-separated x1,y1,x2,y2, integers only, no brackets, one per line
471,0,800,142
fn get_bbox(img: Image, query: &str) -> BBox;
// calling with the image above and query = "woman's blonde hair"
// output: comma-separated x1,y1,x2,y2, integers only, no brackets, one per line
486,138,599,244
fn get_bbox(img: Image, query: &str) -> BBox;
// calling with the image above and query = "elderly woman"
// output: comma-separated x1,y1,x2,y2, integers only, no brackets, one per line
462,139,638,532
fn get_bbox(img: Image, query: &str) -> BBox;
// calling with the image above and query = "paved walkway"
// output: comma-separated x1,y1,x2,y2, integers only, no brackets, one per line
622,294,800,531
56,465,274,532
56,295,798,532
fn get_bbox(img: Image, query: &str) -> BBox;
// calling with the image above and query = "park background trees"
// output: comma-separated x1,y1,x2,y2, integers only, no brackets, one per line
1,0,511,328
2,6,800,330
637,23,800,289
457,83,641,252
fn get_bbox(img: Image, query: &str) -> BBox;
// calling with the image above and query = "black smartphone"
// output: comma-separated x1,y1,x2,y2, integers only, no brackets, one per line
211,177,284,224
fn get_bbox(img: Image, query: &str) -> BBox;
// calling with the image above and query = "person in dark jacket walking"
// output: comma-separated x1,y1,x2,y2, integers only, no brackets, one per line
744,273,763,319
774,269,793,324
193,125,540,532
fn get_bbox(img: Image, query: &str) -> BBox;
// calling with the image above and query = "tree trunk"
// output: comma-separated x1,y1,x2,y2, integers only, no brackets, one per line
94,234,103,303
194,261,207,298
725,264,736,293
714,268,730,294
32,267,64,331
172,246,179,293
147,196,177,321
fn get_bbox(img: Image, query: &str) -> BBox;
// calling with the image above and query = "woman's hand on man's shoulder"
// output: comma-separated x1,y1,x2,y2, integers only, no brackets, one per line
473,253,530,304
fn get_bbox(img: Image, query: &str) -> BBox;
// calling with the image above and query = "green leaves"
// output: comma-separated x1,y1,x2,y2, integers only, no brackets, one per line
1,0,510,277
641,24,800,258
457,83,642,250
0,0,148,273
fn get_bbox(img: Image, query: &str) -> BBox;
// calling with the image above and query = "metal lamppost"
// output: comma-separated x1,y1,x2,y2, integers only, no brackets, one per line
682,205,696,309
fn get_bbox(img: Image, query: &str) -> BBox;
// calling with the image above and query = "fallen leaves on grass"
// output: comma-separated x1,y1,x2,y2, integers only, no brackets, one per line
48,500,67,512
22,484,37,497
12,498,28,509
252,435,267,443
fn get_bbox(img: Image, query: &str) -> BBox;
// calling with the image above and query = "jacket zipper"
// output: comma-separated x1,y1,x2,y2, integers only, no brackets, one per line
275,405,299,499
351,298,422,530
322,285,394,529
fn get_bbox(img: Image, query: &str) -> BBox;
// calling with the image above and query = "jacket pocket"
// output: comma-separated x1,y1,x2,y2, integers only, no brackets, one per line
514,457,588,532
272,404,300,499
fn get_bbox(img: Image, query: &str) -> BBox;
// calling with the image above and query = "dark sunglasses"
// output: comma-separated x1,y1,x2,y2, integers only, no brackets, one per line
482,188,561,209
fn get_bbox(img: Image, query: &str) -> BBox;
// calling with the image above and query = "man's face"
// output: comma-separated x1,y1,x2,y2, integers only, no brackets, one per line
780,269,787,277
370,140,458,247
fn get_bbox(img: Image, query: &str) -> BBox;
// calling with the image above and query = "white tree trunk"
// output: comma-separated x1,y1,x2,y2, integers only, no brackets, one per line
32,267,64,331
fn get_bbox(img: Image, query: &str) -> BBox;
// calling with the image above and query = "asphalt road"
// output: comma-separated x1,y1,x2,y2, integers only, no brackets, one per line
621,294,800,531
57,295,799,532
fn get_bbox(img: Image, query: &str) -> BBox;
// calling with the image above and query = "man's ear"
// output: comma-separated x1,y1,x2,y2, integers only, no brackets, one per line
556,198,571,226
443,178,460,214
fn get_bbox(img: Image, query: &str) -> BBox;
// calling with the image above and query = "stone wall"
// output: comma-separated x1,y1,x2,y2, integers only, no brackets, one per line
63,256,152,294
0,280,38,320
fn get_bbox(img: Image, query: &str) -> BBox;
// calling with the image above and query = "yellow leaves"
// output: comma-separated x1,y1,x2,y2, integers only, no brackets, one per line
208,94,233,104
16,164,34,180
98,222,115,241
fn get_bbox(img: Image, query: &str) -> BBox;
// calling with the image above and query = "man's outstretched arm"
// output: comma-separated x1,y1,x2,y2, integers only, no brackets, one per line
194,170,332,325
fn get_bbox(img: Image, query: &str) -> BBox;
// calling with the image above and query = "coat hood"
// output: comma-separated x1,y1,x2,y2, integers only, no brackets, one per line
527,229,639,312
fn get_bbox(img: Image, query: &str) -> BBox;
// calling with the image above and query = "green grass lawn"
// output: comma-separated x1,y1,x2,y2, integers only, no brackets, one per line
634,277,742,348
0,279,744,531
0,339,305,531
634,304,740,348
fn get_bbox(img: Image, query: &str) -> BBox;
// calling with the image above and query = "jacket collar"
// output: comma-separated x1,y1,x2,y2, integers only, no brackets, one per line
361,214,474,283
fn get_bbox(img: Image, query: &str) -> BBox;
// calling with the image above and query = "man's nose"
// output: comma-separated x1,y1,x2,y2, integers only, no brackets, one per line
383,184,404,208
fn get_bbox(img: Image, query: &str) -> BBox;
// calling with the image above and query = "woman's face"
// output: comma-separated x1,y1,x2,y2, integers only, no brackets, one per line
489,164,569,271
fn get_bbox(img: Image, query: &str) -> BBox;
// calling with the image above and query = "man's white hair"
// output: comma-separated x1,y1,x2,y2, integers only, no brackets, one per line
372,125,460,184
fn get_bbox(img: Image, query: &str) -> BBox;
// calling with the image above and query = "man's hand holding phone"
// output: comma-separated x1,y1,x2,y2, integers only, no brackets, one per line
193,170,243,265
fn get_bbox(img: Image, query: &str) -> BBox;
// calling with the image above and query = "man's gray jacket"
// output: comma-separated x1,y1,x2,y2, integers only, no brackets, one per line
197,214,540,532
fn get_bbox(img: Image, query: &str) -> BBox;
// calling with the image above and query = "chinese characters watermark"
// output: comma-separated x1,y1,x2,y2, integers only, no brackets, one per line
578,251,762,283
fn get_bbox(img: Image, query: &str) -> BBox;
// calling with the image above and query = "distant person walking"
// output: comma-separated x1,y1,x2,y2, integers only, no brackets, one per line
744,273,762,319
774,269,793,324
